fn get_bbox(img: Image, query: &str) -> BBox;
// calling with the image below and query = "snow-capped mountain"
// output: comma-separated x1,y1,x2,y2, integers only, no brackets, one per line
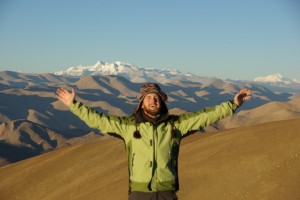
53,61,217,84
228,73,300,93
254,73,300,84
54,61,300,93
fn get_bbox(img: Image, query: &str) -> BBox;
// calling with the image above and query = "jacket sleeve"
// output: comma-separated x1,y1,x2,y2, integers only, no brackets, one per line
174,100,239,137
68,100,131,139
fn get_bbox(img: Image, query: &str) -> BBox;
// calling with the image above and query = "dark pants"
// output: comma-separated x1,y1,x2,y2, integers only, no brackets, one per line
128,191,178,200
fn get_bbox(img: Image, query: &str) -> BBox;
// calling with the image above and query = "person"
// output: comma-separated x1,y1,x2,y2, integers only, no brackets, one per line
56,82,252,200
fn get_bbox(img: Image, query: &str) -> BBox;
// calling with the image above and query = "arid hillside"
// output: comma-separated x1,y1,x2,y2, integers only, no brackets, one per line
1,72,300,167
0,118,299,200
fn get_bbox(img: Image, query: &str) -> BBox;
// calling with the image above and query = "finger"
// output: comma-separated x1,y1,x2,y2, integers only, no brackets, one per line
56,96,65,103
56,88,63,94
243,95,252,101
56,89,66,97
56,87,70,96
56,95,63,101
58,87,68,95
240,90,253,99
71,88,76,96
240,89,252,95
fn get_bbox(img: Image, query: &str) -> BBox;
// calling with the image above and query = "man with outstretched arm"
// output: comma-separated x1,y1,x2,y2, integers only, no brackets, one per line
56,83,252,200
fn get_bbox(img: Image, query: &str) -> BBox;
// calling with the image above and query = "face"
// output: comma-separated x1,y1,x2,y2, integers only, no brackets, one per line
141,93,162,117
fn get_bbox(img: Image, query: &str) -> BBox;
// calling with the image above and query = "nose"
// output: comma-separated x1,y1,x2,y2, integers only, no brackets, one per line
153,97,160,104
147,97,157,105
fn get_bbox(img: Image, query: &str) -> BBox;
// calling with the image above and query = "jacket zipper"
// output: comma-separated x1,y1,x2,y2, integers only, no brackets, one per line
131,153,135,176
153,125,158,191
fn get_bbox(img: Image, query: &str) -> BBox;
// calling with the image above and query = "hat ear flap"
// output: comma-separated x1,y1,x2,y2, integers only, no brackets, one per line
133,95,145,115
160,92,168,101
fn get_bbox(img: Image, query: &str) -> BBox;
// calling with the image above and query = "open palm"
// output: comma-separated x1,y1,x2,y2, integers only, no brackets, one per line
234,89,252,106
56,87,76,106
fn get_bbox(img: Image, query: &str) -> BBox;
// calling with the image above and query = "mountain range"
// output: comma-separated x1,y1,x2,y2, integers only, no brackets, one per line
0,61,300,199
54,61,300,93
0,69,299,166
53,60,211,84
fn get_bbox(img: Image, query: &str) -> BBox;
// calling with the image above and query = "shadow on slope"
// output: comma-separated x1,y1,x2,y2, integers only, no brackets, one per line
0,119,103,166
0,141,41,165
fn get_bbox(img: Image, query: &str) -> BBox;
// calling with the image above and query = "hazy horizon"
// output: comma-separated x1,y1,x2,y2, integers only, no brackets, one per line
1,0,299,80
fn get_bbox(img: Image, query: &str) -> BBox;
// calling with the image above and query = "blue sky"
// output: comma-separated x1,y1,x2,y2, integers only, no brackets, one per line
0,0,299,80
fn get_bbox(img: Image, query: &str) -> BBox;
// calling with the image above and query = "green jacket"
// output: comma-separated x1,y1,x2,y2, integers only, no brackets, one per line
68,100,238,192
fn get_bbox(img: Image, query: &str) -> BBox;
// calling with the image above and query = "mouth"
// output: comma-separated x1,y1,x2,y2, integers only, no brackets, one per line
149,105,158,110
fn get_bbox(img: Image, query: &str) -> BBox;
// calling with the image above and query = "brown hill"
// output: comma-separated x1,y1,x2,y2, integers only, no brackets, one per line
75,75,140,97
0,71,77,88
0,118,299,200
0,119,103,166
0,72,298,168
217,98,300,129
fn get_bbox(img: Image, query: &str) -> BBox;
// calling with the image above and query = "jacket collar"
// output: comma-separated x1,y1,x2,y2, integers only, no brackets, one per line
134,109,170,125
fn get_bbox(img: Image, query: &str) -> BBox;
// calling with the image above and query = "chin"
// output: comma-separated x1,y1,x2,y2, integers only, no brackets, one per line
146,109,160,116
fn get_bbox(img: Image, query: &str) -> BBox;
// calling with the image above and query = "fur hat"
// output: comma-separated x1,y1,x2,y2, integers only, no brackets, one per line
134,83,168,114
139,83,167,101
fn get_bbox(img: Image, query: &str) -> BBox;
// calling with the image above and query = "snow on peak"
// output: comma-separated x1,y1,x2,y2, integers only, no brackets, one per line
254,73,292,84
53,60,209,83
292,78,300,84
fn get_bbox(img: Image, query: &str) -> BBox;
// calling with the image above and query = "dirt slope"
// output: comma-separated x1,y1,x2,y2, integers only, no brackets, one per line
0,118,299,200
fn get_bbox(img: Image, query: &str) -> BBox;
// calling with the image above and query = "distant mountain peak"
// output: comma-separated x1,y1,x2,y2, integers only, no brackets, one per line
53,60,213,84
254,73,293,84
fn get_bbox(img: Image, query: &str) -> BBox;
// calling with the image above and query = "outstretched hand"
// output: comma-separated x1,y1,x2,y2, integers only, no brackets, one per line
56,87,76,106
234,89,253,107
